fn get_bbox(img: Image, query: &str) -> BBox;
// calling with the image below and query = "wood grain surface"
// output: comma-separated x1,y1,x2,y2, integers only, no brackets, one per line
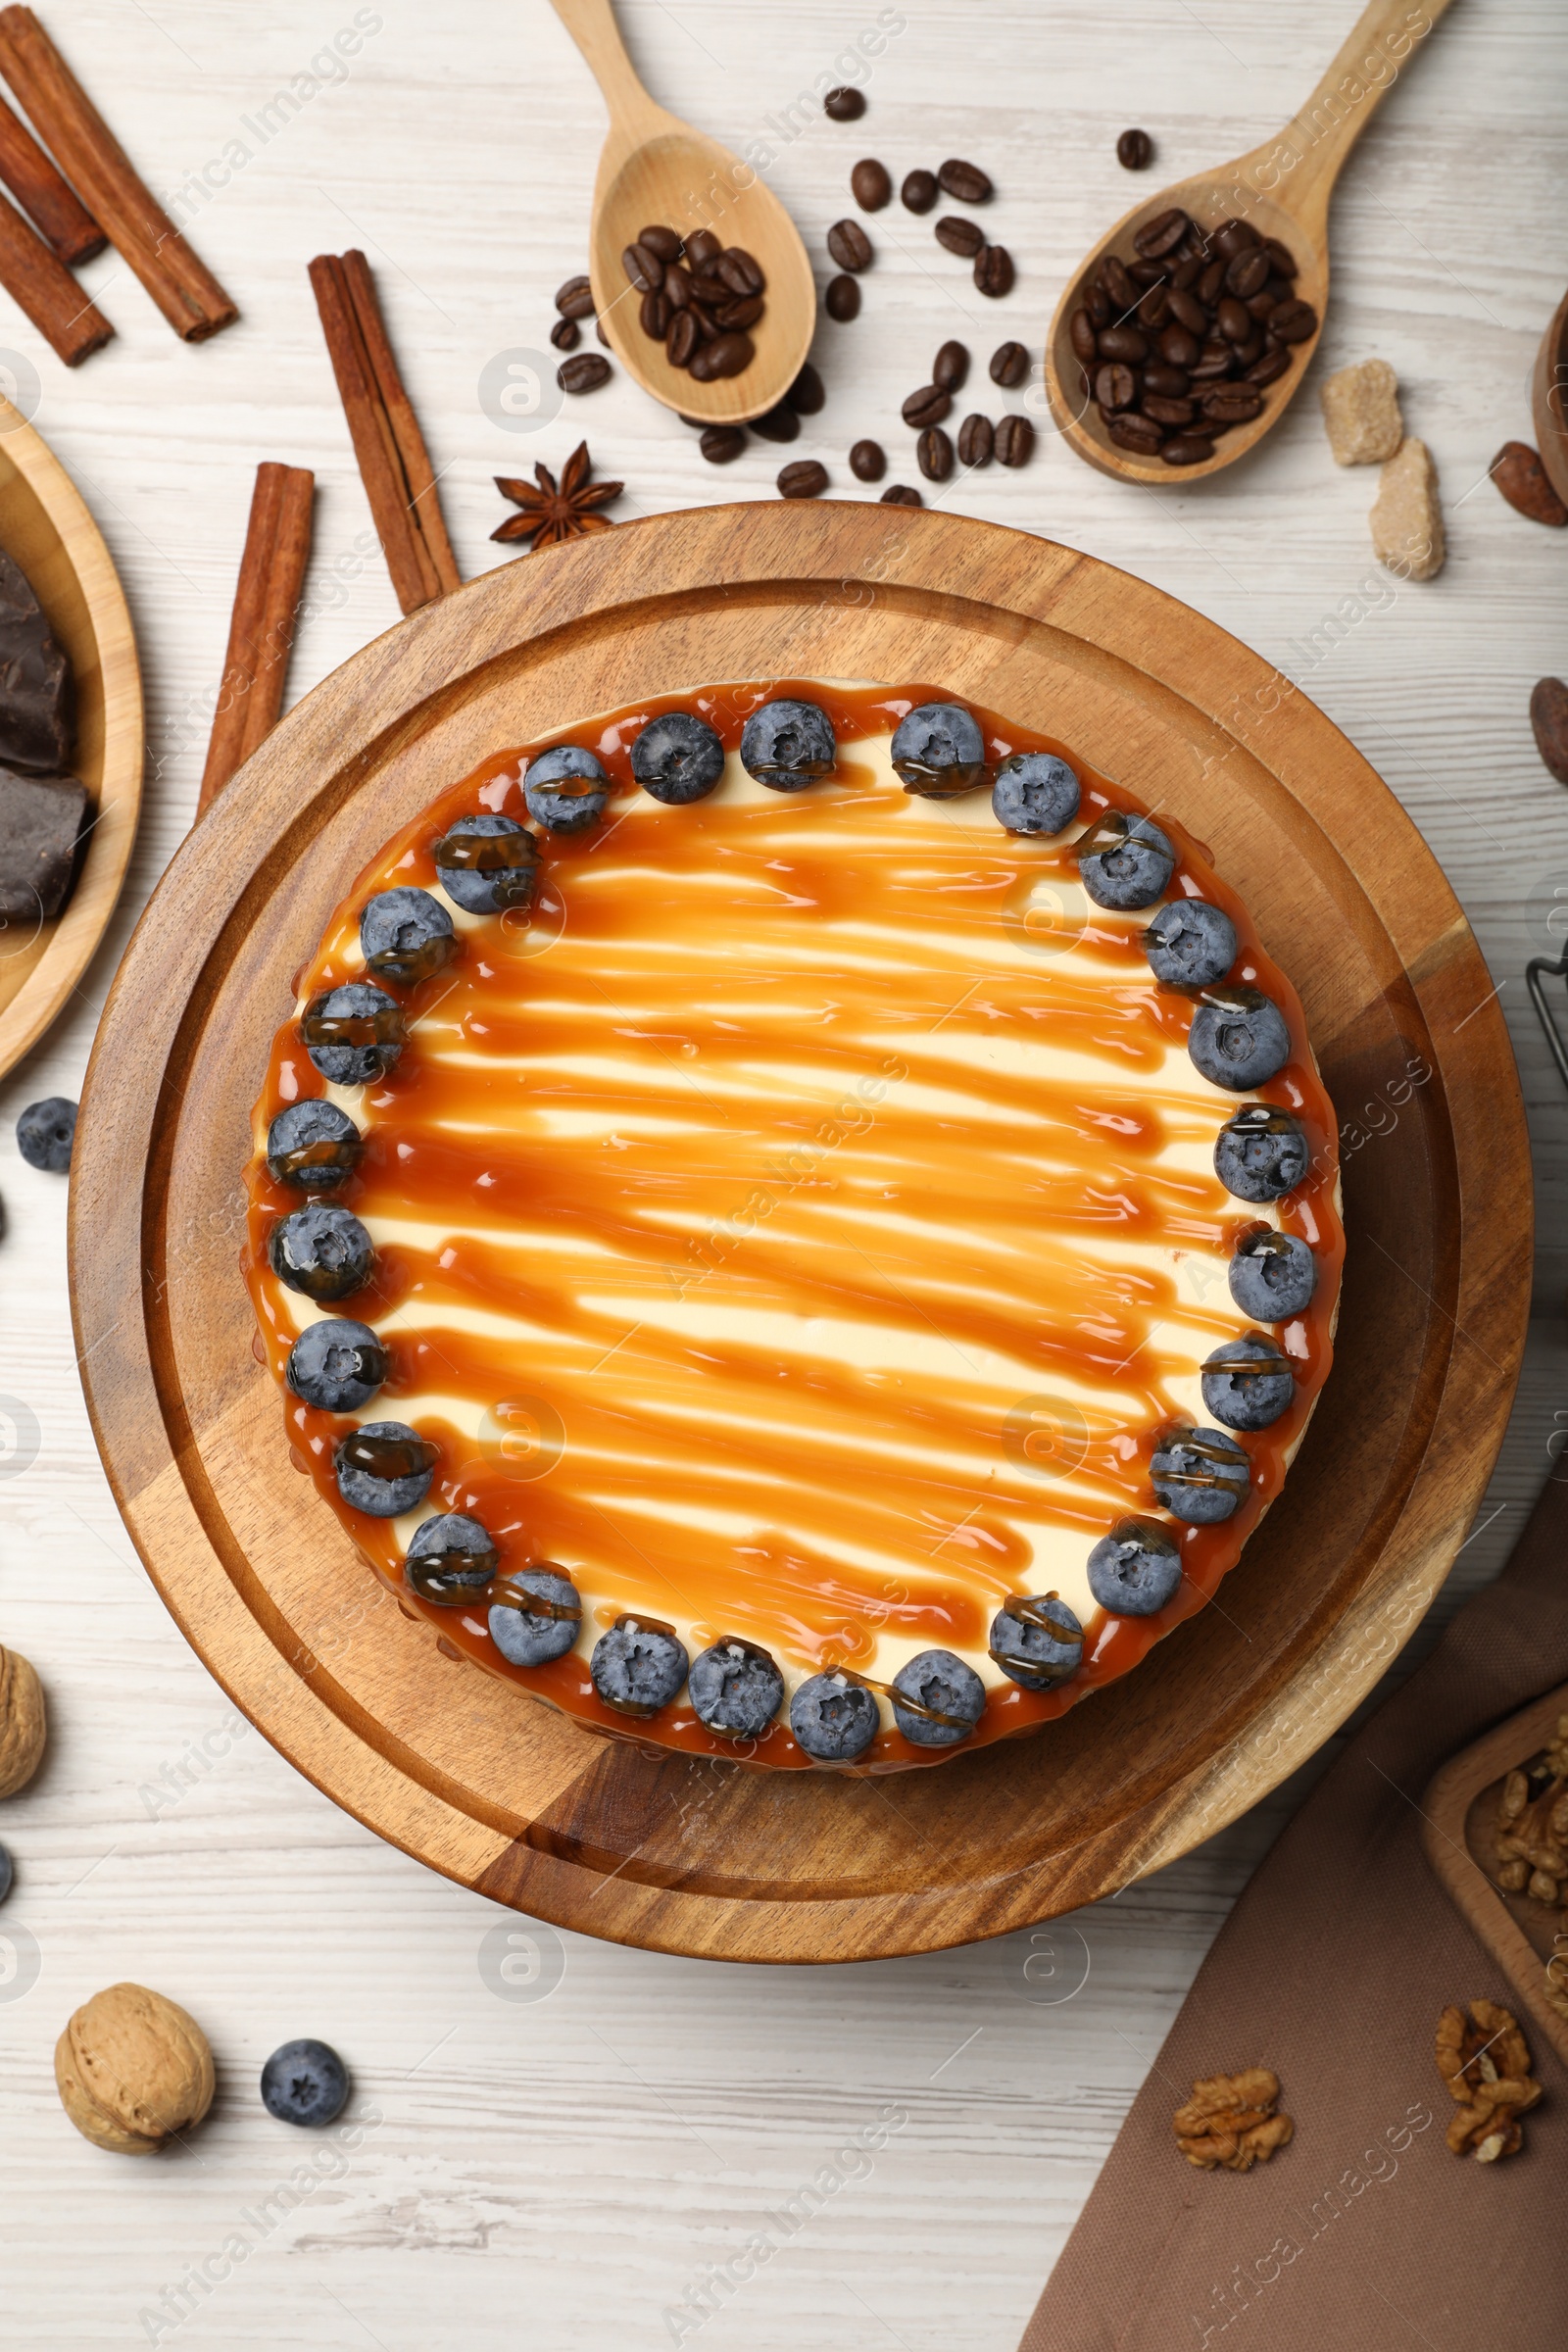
1420,1679,1568,2075
0,5,1564,2346
70,500,1529,1961
0,393,141,1080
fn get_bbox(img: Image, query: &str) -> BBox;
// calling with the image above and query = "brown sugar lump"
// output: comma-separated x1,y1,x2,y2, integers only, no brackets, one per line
0,767,87,920
1320,358,1404,464
55,1983,216,2154
0,1643,45,1795
1370,436,1446,580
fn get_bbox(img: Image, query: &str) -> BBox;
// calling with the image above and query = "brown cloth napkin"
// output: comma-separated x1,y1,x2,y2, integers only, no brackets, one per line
1021,1467,1568,2352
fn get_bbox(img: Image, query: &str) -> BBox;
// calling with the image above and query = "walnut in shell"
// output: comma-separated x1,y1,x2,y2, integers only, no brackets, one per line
1173,2066,1294,2173
0,1644,45,1797
1435,1997,1542,2162
55,1983,215,2155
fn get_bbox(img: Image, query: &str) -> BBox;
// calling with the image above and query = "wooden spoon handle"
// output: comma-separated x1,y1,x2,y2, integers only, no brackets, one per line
549,0,660,131
1261,0,1452,239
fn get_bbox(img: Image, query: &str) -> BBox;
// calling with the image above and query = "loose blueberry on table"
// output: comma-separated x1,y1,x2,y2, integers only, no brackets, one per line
261,2038,349,2129
16,1096,75,1173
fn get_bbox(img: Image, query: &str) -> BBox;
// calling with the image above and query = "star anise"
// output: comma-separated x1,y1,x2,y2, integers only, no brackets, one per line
491,441,623,549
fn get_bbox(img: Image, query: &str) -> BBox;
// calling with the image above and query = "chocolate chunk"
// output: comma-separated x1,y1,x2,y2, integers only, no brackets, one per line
0,549,71,772
0,767,87,921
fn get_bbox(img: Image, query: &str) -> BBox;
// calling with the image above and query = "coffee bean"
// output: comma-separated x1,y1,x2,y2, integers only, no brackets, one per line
852,158,893,211
1098,323,1148,364
555,274,595,318
700,424,747,464
1215,295,1250,344
825,273,860,321
1493,441,1568,527
1143,361,1191,397
917,426,954,481
827,219,873,272
1171,255,1203,292
550,317,579,352
1245,288,1280,321
995,414,1033,468
558,353,611,393
991,340,1029,388
1198,259,1226,307
1108,412,1164,453
850,438,886,482
1102,255,1140,313
1245,348,1292,386
787,362,826,414
1211,220,1258,260
1085,283,1111,328
1200,384,1263,423
1128,259,1167,289
716,295,763,330
1117,128,1153,170
1231,331,1264,370
1134,207,1189,260
957,414,993,466
938,158,993,204
1095,362,1138,412
903,384,952,429
778,459,829,499
716,248,764,295
639,224,682,262
662,264,693,310
1070,309,1097,364
1532,677,1568,783
685,229,721,270
933,338,970,392
1225,249,1270,300
1190,341,1236,381
696,330,755,379
902,168,938,214
935,216,984,258
640,288,670,339
1167,288,1207,336
1162,434,1216,466
1137,283,1170,330
1143,392,1195,426
881,483,922,505
689,271,734,308
1269,297,1318,343
974,244,1014,297
823,85,865,122
665,310,699,368
751,400,801,443
1261,237,1298,279
1159,322,1201,370
623,241,663,292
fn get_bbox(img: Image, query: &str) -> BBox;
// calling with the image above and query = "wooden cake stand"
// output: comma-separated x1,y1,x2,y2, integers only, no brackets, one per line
71,504,1529,1961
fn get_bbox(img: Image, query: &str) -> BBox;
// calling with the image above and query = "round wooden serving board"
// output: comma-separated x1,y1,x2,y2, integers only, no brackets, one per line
0,392,141,1080
71,504,1529,1963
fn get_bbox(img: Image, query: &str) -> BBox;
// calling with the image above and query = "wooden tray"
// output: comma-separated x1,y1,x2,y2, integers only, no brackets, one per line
0,392,141,1080
1421,1683,1568,2072
70,504,1530,1963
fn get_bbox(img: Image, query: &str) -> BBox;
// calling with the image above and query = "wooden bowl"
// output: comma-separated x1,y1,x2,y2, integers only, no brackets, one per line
1531,282,1568,509
70,505,1530,1962
1421,1683,1568,2073
0,392,141,1080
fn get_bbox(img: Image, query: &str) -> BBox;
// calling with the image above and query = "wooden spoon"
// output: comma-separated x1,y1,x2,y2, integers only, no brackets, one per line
549,0,816,425
1045,0,1452,485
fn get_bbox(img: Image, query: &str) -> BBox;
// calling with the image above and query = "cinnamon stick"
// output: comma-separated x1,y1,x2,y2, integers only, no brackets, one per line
309,250,460,615
0,88,100,261
0,179,108,364
198,463,315,818
0,6,235,342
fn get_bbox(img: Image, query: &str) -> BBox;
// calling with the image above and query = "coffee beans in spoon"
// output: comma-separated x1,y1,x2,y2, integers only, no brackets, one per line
626,222,766,380
1067,210,1315,466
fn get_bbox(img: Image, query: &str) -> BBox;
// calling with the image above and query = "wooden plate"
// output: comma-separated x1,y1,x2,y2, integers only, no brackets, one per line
70,505,1530,1962
1421,1683,1568,2073
0,392,141,1079
1532,282,1568,508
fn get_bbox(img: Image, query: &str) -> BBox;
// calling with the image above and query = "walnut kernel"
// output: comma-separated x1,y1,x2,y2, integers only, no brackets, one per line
1173,2066,1293,2173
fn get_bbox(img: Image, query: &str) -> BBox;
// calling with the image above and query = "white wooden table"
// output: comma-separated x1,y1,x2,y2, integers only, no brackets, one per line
1,3,1564,2344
